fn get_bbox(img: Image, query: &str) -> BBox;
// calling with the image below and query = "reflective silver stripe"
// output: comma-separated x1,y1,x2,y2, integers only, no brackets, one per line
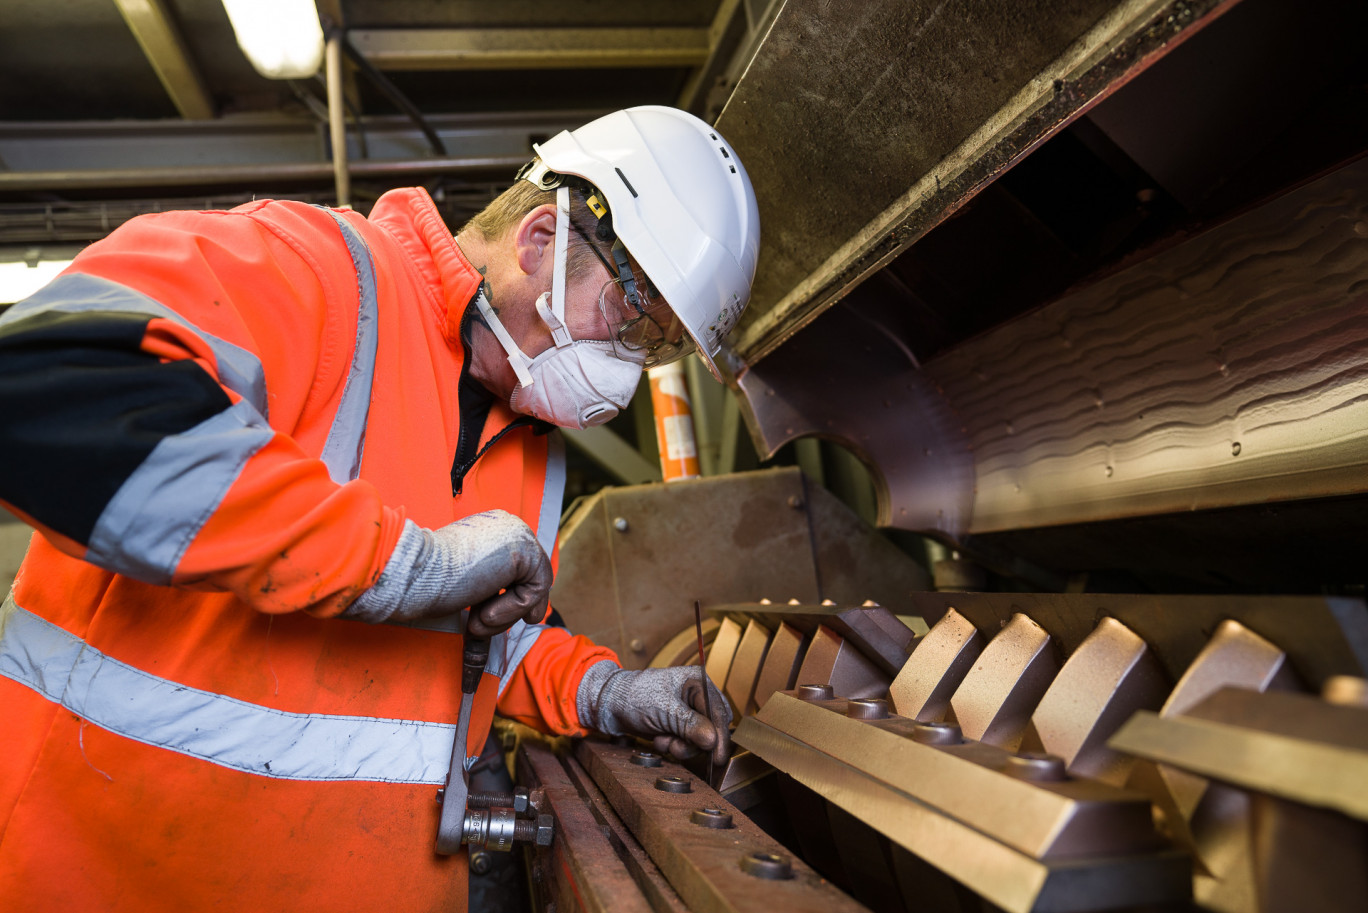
537,430,567,557
489,620,550,697
87,399,275,584
320,212,379,484
0,596,456,784
3,272,269,417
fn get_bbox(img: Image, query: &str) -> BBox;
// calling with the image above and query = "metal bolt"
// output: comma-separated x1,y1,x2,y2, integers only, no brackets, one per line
469,851,493,876
787,495,803,509
523,814,554,847
613,516,629,532
690,807,734,829
467,787,532,816
1004,752,1069,782
846,698,889,720
655,776,692,794
740,851,794,880
796,683,834,702
909,721,963,745
630,750,663,768
629,638,646,653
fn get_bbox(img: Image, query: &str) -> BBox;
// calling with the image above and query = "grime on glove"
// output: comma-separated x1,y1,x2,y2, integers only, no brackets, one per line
576,662,733,767
343,512,552,634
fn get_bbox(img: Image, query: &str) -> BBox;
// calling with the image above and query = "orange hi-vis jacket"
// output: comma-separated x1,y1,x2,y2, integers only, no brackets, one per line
0,188,618,912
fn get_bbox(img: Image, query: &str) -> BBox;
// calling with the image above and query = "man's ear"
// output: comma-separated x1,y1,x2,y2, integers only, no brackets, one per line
514,204,559,278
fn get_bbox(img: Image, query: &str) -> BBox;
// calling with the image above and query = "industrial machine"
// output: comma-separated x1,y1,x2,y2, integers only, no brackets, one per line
501,0,1368,911
3,0,1364,910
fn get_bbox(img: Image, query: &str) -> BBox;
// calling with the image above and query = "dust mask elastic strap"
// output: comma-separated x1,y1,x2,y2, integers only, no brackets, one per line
476,185,579,387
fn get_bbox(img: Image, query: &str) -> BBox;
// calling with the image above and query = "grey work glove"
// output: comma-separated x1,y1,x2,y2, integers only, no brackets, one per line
343,513,552,635
577,662,733,767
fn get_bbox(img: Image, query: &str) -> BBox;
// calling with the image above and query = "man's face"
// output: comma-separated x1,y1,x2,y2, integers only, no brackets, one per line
522,231,688,367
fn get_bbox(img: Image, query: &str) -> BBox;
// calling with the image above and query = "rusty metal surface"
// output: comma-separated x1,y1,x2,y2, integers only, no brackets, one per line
721,0,1236,362
949,613,1059,750
735,692,1189,913
1021,617,1168,785
752,622,806,711
711,602,916,677
907,590,1368,692
889,607,983,722
574,740,870,913
794,626,889,700
552,468,928,670
517,739,675,913
723,620,772,717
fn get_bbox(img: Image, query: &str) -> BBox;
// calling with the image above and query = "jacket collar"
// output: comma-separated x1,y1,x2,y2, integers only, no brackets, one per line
366,187,482,344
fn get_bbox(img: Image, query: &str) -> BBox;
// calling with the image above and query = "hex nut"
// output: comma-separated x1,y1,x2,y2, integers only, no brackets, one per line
512,787,531,815
630,750,663,768
655,776,692,794
533,814,555,847
690,807,734,829
740,851,794,880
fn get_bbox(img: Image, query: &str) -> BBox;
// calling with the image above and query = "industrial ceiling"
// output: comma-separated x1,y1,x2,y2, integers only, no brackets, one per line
0,0,771,242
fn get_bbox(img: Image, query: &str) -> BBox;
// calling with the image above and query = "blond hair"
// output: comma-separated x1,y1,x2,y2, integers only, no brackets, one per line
462,180,607,283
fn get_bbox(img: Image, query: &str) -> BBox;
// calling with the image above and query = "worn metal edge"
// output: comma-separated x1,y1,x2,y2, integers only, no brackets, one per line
1108,711,1368,822
575,740,867,913
734,715,1189,913
518,740,662,913
743,693,1154,859
733,0,1237,365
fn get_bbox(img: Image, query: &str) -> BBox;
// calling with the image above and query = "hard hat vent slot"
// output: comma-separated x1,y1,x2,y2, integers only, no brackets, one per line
615,167,639,198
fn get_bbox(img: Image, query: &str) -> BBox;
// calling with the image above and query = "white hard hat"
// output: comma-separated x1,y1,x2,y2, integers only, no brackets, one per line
520,106,760,381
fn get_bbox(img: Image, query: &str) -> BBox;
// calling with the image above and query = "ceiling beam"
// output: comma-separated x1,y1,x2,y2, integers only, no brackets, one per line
348,27,709,70
112,0,215,120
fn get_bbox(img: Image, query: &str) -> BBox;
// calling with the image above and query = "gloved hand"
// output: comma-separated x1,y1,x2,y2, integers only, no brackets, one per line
343,513,552,635
576,662,733,767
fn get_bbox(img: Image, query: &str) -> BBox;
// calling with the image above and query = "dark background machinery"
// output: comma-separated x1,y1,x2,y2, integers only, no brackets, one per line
3,1,1367,911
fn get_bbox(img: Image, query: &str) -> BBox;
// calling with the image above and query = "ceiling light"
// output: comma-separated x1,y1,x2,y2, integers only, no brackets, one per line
221,0,325,79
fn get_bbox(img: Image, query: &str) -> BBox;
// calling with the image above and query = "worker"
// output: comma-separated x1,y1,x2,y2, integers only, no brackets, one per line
0,105,759,912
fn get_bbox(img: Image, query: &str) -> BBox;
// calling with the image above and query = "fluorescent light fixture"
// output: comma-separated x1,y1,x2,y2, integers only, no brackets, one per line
0,259,75,306
221,0,324,79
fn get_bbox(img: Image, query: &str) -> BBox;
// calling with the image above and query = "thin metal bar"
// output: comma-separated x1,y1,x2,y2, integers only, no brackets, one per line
325,33,350,208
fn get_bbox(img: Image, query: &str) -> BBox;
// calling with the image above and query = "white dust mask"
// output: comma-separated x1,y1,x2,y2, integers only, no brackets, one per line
475,186,645,430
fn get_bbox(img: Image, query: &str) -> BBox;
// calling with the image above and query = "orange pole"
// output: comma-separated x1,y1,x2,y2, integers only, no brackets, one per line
647,362,700,481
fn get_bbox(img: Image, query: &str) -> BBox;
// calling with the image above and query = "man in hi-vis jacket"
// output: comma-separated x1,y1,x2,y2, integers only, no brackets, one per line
0,106,759,912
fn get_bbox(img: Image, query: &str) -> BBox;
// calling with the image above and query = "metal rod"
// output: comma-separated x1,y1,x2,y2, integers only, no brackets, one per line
325,32,350,208
0,156,528,193
695,598,714,786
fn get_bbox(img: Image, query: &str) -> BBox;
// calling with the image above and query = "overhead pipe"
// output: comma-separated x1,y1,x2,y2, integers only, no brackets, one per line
325,30,350,208
0,155,528,193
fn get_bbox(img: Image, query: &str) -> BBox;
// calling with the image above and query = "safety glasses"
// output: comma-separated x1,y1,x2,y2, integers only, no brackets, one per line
597,277,695,368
